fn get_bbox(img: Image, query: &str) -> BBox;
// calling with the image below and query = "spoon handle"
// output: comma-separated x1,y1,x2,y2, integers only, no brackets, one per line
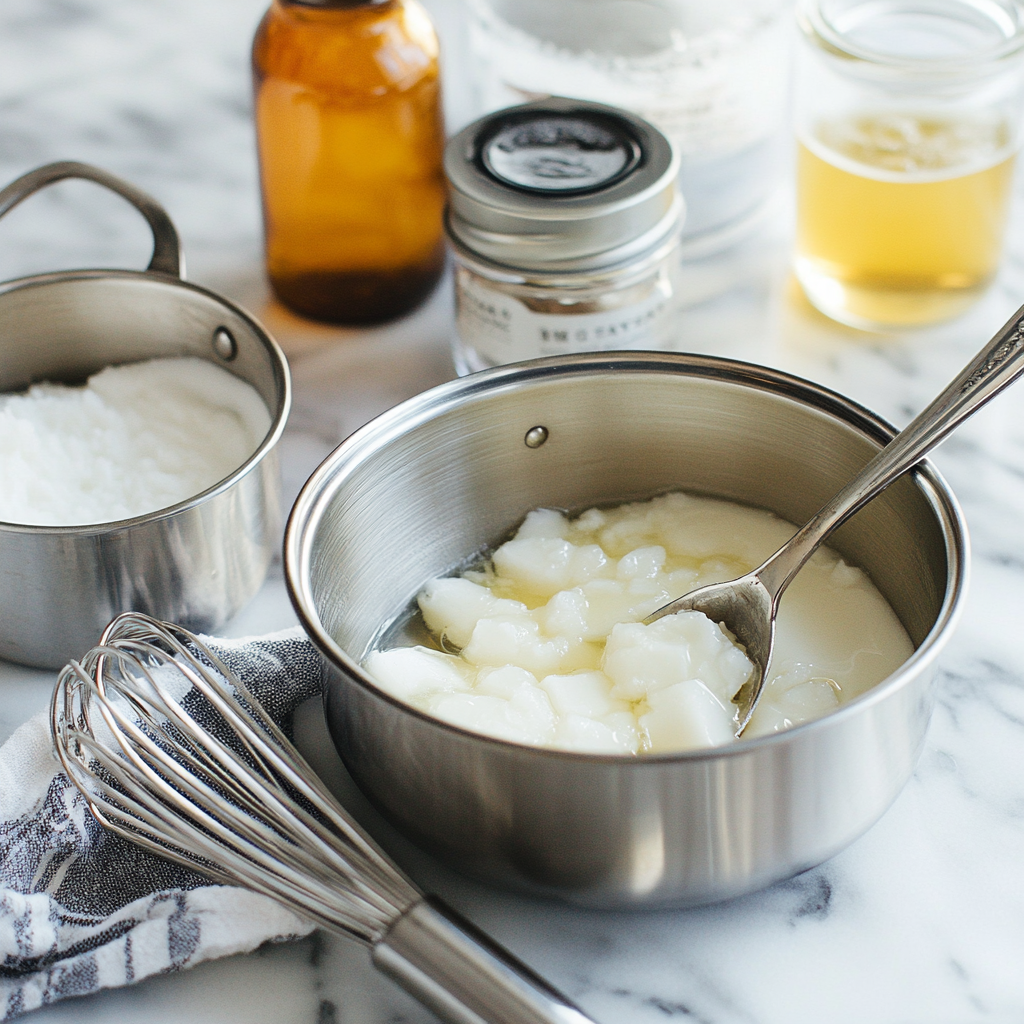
756,302,1024,599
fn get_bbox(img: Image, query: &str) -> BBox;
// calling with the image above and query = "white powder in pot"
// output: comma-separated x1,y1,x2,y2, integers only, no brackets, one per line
0,357,272,526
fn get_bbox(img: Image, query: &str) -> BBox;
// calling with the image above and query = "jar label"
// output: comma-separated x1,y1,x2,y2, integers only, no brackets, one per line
456,273,674,364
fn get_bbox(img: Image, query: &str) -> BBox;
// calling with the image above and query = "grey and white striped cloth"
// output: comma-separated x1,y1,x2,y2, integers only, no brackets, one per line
0,629,322,1020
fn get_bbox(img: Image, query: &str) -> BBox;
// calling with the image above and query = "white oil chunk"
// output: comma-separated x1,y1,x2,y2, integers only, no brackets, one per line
603,614,752,704
365,493,915,754
419,577,527,648
0,357,271,526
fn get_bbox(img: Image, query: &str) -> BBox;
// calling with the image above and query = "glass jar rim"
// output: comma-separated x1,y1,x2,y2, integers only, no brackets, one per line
799,0,1024,71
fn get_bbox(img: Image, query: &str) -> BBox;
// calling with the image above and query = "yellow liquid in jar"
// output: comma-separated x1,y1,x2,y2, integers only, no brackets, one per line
796,115,1016,328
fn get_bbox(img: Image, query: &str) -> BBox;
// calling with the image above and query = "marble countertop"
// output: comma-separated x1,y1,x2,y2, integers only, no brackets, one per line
3,1,1024,1022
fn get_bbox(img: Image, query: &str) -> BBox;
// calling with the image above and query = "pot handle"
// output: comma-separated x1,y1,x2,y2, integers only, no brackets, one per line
0,161,182,278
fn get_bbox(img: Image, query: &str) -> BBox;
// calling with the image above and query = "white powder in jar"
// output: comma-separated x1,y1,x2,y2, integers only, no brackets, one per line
364,492,915,754
0,357,271,526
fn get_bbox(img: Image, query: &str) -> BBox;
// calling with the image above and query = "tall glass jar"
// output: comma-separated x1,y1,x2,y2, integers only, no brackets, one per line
253,0,446,325
445,100,684,374
795,0,1024,329
463,0,791,256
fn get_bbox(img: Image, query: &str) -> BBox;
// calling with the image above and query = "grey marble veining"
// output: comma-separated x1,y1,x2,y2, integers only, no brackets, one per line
3,0,1024,1021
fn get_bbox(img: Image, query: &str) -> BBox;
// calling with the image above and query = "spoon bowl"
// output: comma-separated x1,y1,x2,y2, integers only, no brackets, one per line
645,571,775,733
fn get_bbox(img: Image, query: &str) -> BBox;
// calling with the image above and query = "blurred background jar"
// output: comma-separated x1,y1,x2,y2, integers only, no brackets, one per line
446,99,683,374
253,0,446,325
461,0,792,258
795,0,1024,330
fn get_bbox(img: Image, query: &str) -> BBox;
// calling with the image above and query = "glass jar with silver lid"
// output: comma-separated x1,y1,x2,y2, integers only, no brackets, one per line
445,99,684,373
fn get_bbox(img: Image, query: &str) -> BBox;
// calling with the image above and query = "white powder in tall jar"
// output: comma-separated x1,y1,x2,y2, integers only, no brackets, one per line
0,357,272,526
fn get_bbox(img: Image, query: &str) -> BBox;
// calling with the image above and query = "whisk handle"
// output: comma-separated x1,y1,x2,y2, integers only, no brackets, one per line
372,898,598,1024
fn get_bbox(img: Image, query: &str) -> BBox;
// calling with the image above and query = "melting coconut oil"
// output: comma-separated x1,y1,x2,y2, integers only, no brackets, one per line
365,492,914,754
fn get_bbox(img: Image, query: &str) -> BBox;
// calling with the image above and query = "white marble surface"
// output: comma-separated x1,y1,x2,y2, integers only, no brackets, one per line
3,1,1024,1022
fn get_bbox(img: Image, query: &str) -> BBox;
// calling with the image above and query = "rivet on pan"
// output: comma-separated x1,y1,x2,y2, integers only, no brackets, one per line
212,327,237,361
524,425,549,449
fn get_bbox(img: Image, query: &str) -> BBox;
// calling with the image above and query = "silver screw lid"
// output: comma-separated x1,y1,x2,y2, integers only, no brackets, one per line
445,98,683,274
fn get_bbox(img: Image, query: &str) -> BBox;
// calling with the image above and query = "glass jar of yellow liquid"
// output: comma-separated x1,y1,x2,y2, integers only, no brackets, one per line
795,0,1024,329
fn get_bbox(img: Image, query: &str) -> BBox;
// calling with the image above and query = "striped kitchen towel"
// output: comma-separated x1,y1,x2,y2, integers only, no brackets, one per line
0,629,321,1020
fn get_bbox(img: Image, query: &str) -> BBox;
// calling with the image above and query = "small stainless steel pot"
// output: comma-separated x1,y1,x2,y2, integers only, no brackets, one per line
285,353,966,908
0,162,290,669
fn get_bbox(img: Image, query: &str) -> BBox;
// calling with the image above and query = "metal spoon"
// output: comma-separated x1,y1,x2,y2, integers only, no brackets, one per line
646,302,1024,736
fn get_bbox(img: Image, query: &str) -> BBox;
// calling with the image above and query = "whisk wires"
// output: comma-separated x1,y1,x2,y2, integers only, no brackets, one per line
51,612,421,945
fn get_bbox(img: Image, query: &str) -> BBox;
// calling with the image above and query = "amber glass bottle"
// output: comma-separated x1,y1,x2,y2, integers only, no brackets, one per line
252,0,446,324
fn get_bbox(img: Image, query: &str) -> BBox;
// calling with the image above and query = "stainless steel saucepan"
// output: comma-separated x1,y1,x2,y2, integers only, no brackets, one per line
0,162,290,669
286,353,966,908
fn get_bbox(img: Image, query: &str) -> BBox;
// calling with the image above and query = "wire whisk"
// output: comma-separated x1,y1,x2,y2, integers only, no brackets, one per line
52,612,596,1024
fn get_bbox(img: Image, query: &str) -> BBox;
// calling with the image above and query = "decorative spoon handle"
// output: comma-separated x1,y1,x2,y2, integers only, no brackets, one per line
755,303,1024,599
